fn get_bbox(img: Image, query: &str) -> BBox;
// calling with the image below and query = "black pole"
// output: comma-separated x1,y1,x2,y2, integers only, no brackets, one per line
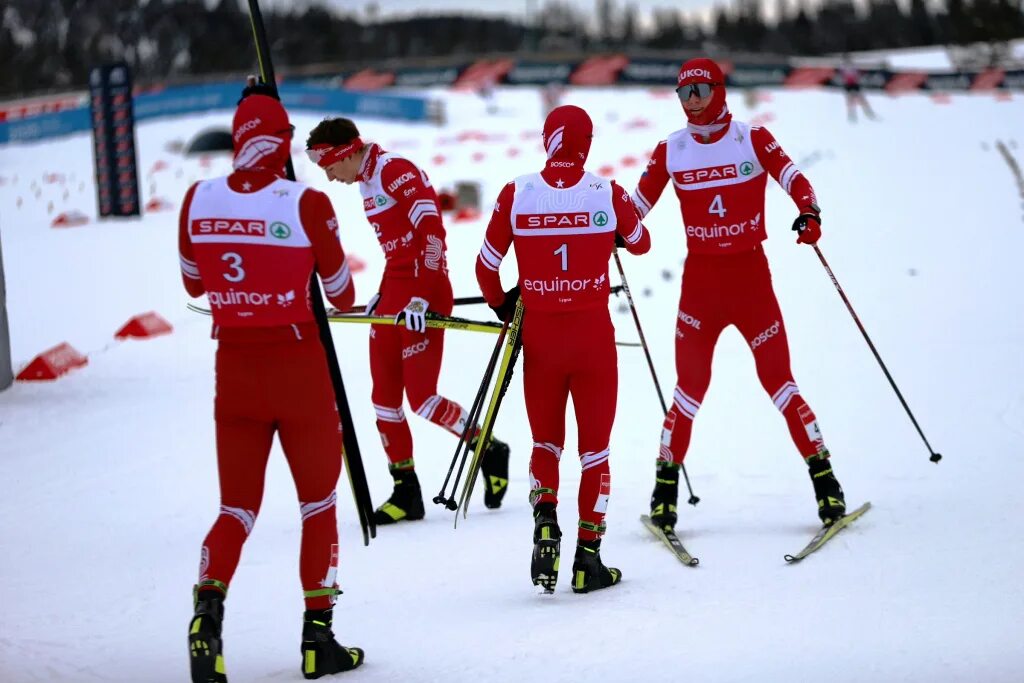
613,250,700,505
246,0,378,541
813,245,942,463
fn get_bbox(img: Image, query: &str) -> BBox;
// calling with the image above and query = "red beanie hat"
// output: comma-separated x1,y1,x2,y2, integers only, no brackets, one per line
543,105,593,164
232,94,292,170
677,58,728,127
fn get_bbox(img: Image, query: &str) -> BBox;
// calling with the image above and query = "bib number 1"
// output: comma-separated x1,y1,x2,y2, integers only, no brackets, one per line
554,243,568,272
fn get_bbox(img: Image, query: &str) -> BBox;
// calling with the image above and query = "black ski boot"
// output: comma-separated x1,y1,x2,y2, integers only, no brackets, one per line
571,538,622,594
530,502,561,593
188,588,227,683
808,453,846,525
476,435,510,509
372,466,425,525
650,462,680,530
301,608,364,679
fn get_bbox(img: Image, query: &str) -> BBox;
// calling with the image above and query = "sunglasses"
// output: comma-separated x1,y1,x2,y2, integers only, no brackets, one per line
676,83,718,100
274,124,296,136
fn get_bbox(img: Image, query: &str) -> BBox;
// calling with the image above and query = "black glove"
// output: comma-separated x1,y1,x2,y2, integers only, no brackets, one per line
490,286,521,322
238,77,278,104
614,233,626,250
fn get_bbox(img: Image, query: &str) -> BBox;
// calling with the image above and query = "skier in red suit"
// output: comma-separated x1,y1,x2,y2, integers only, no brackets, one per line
305,118,510,525
632,58,847,531
178,91,362,681
477,105,651,594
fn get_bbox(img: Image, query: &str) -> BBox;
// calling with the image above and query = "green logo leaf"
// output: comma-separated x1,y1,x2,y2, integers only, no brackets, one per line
594,211,609,226
270,222,291,239
376,195,387,206
740,162,754,176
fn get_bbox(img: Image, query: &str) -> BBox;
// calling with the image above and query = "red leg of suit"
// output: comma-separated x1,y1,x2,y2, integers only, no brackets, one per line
524,309,617,541
659,249,827,465
370,276,474,470
199,339,343,610
734,252,828,459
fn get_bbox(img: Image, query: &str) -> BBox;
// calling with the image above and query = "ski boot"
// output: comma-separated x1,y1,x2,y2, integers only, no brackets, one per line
571,538,621,594
808,452,846,525
649,461,680,530
475,435,510,509
188,586,227,683
372,466,425,525
530,502,561,593
301,608,364,679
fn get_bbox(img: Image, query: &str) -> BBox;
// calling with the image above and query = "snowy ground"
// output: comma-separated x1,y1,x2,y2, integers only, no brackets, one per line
1,85,1023,682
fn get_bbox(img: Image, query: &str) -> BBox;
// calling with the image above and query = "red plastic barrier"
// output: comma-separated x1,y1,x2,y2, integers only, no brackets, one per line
51,210,89,228
114,311,173,340
144,197,174,212
16,342,88,381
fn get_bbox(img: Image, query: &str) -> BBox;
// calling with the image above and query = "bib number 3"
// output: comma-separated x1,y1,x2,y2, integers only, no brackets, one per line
222,252,245,282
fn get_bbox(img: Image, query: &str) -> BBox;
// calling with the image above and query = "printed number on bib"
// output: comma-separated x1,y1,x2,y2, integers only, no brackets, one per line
222,252,245,283
708,194,726,218
554,243,568,272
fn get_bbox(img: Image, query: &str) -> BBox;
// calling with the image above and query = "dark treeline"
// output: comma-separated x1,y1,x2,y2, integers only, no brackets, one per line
1,0,1022,98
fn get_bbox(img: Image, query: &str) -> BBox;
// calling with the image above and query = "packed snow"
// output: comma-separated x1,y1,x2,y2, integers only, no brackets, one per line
1,84,1022,682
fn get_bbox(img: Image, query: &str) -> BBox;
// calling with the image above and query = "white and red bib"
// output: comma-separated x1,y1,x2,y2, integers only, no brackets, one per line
187,176,316,327
510,171,617,312
665,121,768,254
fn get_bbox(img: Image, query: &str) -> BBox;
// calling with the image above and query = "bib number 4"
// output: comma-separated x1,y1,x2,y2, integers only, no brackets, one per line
708,194,726,218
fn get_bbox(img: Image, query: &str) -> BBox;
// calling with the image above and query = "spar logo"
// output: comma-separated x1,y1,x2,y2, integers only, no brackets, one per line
375,195,387,206
516,212,589,228
270,222,291,239
740,162,754,176
192,218,266,236
675,164,737,185
593,211,609,226
750,320,781,349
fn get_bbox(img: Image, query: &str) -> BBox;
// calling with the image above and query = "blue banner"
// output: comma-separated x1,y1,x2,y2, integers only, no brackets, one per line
1,83,433,145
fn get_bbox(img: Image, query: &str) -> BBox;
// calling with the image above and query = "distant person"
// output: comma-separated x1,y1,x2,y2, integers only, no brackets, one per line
840,59,877,123
305,118,511,524
476,105,651,594
479,76,498,115
179,90,363,680
541,81,564,118
631,58,848,534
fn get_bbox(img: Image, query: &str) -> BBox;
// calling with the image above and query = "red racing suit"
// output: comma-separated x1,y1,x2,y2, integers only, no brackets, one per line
179,168,355,609
355,143,469,470
478,162,650,541
633,121,828,465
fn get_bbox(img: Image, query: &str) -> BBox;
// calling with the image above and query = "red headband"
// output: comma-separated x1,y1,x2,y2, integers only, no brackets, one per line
306,138,363,168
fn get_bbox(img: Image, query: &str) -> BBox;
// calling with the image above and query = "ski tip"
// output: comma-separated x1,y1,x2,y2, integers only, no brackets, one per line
688,557,700,567
784,553,799,563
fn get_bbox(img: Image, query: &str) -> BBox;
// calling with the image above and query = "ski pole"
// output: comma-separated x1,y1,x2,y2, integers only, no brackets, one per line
812,245,942,463
613,250,701,505
456,299,526,521
434,317,510,510
245,0,376,543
